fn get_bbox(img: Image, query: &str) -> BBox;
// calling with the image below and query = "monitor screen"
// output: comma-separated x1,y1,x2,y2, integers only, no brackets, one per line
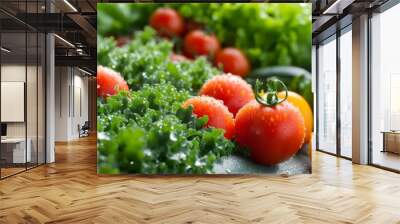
1,123,7,137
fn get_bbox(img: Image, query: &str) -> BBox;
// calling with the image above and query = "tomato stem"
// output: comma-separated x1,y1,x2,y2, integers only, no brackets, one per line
254,78,288,106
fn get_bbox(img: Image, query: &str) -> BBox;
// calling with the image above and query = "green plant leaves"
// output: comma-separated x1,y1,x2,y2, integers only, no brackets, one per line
97,84,235,174
98,27,219,94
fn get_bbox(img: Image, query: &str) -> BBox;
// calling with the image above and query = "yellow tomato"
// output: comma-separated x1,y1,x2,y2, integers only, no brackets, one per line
278,91,313,144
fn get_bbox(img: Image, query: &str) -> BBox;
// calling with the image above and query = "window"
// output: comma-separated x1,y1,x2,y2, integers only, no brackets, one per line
317,35,337,154
370,3,400,171
339,27,352,158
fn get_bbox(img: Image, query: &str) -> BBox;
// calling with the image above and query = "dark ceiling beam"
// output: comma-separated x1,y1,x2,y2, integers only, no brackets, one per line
14,13,83,32
312,0,390,38
0,18,27,31
312,14,353,44
55,55,96,71
86,0,96,11
312,15,336,33
52,0,78,13
312,0,355,34
67,13,96,46
9,12,96,48
0,8,37,31
78,66,96,76
323,0,356,14
55,47,96,57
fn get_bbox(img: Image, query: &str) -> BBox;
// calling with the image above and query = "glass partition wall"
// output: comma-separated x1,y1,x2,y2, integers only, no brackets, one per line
0,3,46,179
370,3,400,172
316,26,353,159
317,35,337,155
0,30,27,177
315,1,400,172
339,26,352,159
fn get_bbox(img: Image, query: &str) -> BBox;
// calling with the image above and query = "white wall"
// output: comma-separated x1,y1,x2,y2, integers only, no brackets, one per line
54,67,89,141
1,65,26,141
72,73,89,138
1,65,34,138
55,66,69,141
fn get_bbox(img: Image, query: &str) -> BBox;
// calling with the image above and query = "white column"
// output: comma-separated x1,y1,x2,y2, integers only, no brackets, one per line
46,32,55,163
352,14,369,164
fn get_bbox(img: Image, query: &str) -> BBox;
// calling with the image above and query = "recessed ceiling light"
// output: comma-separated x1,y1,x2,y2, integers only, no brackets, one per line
1,47,11,53
322,0,354,15
78,67,92,76
54,34,75,48
63,0,78,12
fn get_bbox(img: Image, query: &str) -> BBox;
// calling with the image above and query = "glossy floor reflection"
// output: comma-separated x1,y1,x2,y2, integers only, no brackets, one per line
372,150,400,171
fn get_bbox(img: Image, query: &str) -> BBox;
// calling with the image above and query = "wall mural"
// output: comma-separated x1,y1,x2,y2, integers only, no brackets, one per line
96,3,312,175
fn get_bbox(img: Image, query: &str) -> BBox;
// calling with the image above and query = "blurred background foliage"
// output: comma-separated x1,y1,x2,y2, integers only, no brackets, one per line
97,3,312,71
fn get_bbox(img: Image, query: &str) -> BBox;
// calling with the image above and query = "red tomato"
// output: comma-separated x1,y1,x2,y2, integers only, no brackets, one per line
235,100,305,165
182,96,235,139
215,48,250,77
183,30,220,58
170,53,189,62
199,74,254,116
97,66,129,97
150,8,184,38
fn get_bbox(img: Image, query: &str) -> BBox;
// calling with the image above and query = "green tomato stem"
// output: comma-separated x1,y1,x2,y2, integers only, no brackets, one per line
254,78,288,106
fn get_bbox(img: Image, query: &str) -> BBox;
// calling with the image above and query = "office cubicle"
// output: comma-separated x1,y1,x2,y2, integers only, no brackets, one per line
0,1,46,179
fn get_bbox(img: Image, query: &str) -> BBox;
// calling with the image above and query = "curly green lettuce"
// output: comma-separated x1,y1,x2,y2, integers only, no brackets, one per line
98,27,219,93
97,84,235,174
97,3,312,71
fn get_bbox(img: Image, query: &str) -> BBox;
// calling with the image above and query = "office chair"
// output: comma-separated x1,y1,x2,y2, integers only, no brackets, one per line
78,121,90,138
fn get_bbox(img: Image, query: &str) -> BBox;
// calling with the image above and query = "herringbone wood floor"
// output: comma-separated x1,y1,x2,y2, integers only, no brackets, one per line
1,135,400,224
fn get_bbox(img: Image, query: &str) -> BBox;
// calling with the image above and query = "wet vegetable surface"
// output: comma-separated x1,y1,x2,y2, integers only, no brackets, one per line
97,4,312,174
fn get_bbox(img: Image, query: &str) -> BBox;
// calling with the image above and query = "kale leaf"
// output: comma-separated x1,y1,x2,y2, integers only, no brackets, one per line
97,84,235,174
98,27,219,94
97,3,312,71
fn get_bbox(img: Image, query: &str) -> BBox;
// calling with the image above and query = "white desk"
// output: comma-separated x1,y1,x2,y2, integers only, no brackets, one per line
1,138,31,163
